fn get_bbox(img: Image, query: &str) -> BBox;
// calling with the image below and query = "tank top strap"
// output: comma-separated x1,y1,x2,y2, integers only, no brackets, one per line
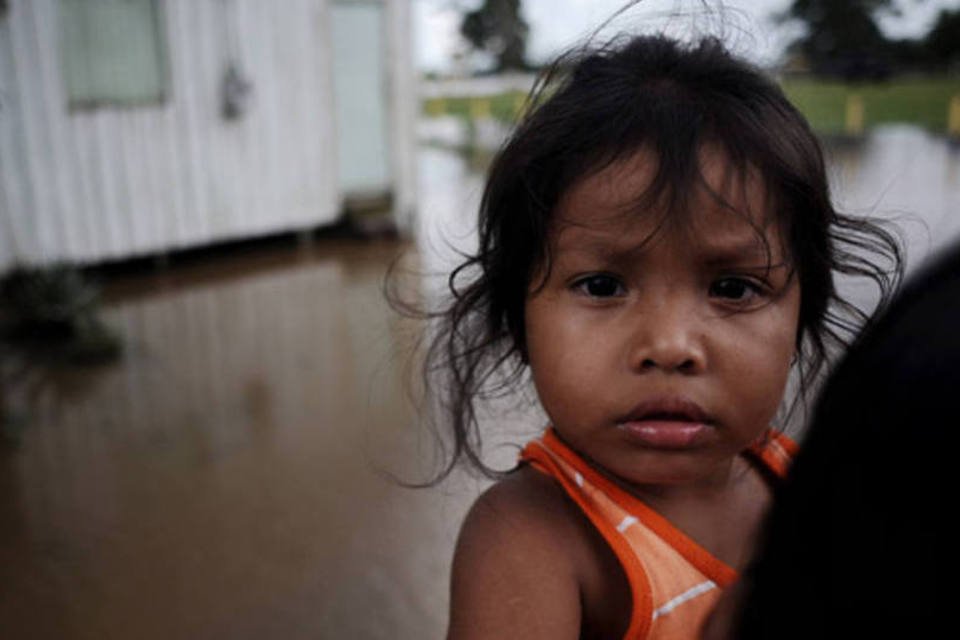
521,428,781,639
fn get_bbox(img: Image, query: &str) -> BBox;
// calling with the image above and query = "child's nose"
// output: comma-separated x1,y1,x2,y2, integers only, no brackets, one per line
626,298,706,374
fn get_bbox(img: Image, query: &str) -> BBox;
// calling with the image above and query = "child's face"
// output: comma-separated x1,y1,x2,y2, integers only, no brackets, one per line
524,147,801,489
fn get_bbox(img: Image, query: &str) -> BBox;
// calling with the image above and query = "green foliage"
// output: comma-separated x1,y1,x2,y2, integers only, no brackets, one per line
0,265,122,365
782,1,960,77
781,0,896,80
459,0,529,72
926,9,960,67
0,265,122,443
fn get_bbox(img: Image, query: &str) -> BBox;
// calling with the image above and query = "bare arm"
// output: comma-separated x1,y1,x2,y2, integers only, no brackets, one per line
447,472,583,640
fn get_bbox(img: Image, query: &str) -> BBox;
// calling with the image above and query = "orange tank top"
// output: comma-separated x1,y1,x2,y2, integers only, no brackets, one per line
520,428,796,640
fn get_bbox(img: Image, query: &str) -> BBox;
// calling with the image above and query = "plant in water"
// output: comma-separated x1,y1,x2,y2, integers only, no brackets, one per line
0,265,122,443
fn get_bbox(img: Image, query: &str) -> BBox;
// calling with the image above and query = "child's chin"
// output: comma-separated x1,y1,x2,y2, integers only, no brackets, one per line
609,453,733,489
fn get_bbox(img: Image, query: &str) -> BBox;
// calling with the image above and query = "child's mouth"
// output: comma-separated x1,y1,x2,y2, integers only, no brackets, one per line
617,398,713,449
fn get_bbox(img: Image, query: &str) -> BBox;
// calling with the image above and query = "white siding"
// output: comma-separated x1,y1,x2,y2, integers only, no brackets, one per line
385,0,417,232
0,0,406,270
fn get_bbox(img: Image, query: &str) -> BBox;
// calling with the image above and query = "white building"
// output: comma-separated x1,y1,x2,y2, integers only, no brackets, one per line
0,0,416,271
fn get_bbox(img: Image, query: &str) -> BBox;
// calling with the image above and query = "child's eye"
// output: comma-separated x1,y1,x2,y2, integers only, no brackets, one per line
709,277,764,303
573,274,626,298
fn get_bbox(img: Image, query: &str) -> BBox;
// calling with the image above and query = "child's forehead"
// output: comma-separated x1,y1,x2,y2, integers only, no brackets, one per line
557,146,769,221
552,146,781,254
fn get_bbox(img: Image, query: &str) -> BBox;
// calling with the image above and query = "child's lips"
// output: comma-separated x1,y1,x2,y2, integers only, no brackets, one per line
617,397,714,449
619,420,711,448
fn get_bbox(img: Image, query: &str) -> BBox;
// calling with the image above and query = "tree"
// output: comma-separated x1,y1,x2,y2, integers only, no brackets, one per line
459,0,529,72
925,8,960,68
781,0,898,80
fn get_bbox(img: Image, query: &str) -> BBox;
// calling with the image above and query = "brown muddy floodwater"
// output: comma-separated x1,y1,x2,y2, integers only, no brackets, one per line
0,238,497,639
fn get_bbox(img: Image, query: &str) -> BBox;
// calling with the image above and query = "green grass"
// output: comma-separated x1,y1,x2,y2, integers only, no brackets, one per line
423,76,960,134
422,91,530,122
780,76,960,134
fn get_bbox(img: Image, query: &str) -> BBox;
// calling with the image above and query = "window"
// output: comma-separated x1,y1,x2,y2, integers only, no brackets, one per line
59,0,168,108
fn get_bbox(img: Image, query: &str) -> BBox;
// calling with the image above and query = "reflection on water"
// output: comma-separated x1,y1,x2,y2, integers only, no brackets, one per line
1,126,958,639
825,126,960,267
820,126,960,317
0,240,486,639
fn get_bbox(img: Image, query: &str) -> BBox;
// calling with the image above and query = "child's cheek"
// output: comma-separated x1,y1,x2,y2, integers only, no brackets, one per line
731,287,802,425
524,294,601,411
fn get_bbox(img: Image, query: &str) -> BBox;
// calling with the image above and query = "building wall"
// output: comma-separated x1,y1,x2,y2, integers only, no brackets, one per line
0,0,413,271
384,0,417,233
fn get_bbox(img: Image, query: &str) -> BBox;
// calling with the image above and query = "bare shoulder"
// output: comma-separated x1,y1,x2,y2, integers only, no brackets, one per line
462,464,581,541
446,466,584,640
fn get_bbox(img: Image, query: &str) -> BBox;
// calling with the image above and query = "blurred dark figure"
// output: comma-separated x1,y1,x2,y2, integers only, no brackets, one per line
704,244,960,638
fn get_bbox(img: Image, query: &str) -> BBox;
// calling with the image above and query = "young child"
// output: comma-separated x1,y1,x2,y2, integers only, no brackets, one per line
426,34,903,640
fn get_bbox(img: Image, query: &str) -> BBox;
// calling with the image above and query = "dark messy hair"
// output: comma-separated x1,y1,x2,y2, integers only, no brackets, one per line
413,34,902,481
